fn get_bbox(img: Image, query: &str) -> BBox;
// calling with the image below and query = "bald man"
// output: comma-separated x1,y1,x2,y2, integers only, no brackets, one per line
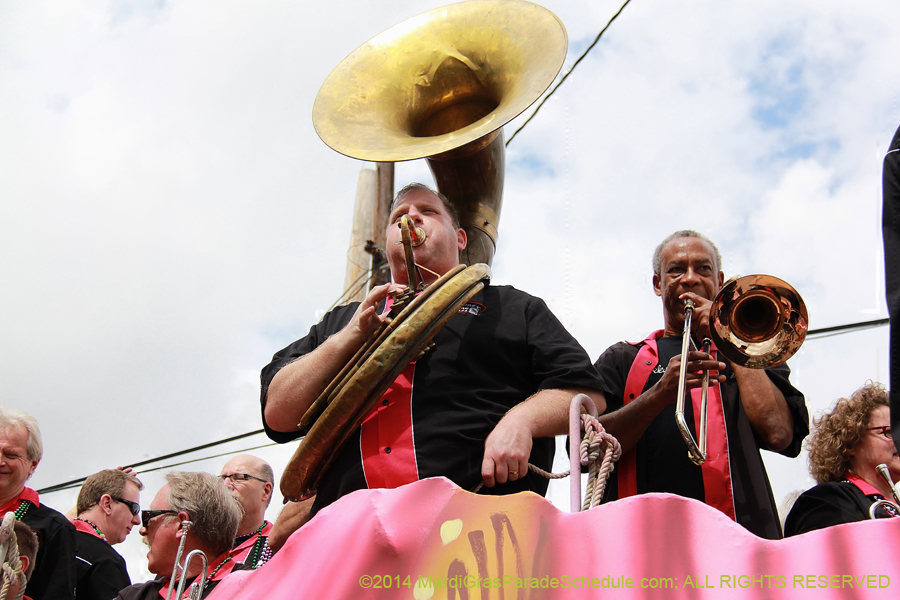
218,455,275,569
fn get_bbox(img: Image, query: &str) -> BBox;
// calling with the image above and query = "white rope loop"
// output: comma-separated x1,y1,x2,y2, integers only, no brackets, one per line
0,512,26,600
578,413,621,511
511,413,621,511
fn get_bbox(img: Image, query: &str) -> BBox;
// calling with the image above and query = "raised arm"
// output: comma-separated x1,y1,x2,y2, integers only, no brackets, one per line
598,350,725,454
264,283,396,433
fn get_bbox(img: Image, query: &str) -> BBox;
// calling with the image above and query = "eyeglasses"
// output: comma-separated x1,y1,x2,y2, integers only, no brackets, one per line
112,496,141,516
219,473,267,484
866,426,893,439
141,509,177,529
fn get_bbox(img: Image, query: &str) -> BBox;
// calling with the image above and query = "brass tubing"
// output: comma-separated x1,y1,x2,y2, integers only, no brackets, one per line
674,299,707,466
282,264,491,501
400,215,421,290
876,463,900,504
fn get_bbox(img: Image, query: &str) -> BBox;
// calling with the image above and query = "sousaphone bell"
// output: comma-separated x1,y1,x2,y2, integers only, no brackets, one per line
312,0,567,266
281,0,568,501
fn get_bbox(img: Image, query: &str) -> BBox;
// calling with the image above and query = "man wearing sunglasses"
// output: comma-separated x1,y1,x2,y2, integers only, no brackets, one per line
218,455,275,569
116,472,242,600
71,469,143,600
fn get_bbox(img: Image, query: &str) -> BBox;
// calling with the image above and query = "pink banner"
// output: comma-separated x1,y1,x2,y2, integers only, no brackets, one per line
208,477,899,599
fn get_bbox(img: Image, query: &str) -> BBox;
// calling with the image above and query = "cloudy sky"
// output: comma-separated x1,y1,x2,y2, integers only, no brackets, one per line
3,0,899,581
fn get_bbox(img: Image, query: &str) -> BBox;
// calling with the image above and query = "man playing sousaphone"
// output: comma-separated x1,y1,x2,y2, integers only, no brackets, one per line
593,230,809,539
261,183,609,524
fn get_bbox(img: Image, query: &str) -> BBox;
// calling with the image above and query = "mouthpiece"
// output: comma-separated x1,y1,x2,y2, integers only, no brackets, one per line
410,225,426,246
399,215,426,246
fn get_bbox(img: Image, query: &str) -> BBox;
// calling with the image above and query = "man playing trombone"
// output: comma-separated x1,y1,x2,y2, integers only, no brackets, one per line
593,230,808,539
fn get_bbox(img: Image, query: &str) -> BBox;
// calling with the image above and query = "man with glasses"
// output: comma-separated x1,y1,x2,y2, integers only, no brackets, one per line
117,472,242,600
218,455,275,568
71,469,143,600
0,407,77,600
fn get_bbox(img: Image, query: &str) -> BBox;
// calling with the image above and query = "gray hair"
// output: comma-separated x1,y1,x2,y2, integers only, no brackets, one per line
652,230,723,277
391,183,460,229
259,462,275,507
164,472,243,555
256,461,275,485
0,407,43,463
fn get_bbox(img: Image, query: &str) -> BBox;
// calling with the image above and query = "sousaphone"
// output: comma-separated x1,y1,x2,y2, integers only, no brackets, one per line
281,0,568,501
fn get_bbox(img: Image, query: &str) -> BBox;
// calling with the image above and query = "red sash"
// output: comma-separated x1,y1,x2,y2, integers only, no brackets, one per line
846,473,885,497
618,330,736,521
359,363,419,489
157,549,236,599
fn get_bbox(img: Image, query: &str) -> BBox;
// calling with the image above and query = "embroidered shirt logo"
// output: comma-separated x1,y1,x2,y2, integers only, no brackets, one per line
458,302,485,316
651,364,666,375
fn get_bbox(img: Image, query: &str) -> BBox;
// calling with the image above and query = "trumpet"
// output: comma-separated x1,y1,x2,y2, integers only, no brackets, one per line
165,521,209,600
675,275,808,465
869,463,900,519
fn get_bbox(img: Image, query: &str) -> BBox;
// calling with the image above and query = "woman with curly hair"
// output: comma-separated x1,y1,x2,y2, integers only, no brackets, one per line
784,382,900,536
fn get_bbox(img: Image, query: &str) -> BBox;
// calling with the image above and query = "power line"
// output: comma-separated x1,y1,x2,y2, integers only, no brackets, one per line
506,0,633,146
38,440,281,495
37,428,266,495
806,318,888,339
37,318,891,495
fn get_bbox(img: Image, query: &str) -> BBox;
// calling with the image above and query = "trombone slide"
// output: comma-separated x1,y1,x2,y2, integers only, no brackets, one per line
674,300,708,466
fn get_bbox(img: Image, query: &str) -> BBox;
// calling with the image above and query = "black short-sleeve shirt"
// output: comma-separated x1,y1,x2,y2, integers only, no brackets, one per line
784,481,896,536
74,530,131,600
261,284,609,514
594,337,808,539
23,502,78,600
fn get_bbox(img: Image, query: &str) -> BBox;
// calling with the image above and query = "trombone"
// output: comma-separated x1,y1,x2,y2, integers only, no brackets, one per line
674,299,709,466
869,463,900,519
166,521,209,600
675,275,808,465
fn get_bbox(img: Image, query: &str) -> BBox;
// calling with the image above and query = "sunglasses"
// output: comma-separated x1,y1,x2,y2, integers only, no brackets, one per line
141,509,178,529
219,473,267,484
112,496,141,516
866,425,893,439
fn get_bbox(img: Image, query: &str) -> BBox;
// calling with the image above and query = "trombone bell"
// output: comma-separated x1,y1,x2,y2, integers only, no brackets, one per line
676,274,808,465
710,275,808,369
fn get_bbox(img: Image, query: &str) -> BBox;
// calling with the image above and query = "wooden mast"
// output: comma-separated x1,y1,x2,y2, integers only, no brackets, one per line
342,162,393,303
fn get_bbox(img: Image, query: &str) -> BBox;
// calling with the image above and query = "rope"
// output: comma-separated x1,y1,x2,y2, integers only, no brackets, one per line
472,414,621,511
0,513,26,600
578,413,622,510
